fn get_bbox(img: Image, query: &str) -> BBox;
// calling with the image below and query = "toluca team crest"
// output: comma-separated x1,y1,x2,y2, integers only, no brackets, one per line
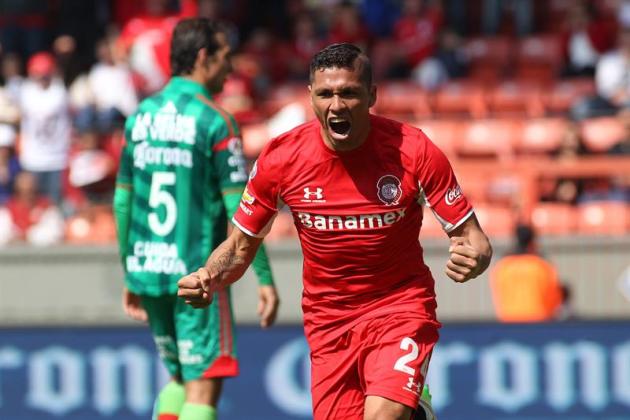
377,175,402,205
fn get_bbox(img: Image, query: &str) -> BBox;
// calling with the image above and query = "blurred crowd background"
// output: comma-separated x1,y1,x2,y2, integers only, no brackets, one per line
0,0,629,247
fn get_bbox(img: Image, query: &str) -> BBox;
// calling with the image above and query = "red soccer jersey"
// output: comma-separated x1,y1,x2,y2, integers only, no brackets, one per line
233,115,473,348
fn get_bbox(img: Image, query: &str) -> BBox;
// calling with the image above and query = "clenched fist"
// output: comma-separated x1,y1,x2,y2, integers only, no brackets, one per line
177,267,216,308
445,236,481,283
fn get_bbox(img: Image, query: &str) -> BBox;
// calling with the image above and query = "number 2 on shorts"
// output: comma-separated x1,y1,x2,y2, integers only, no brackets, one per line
393,337,419,375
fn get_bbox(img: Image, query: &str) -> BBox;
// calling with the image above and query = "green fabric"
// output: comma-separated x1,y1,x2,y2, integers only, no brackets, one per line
113,185,132,266
140,293,238,381
116,76,249,296
179,402,216,420
222,192,274,286
157,381,185,415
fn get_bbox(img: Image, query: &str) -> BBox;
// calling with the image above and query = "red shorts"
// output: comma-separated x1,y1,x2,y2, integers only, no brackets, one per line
309,313,439,420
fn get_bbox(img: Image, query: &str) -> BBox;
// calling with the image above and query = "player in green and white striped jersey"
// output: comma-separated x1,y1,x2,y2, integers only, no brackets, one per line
113,18,279,420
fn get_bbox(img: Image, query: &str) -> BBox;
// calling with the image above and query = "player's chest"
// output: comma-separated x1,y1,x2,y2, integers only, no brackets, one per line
281,158,419,213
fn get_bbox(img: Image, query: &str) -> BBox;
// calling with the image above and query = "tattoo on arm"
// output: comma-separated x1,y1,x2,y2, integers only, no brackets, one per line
206,243,249,287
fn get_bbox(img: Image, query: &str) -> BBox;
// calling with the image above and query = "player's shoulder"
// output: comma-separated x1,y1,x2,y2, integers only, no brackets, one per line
256,119,319,168
263,119,319,155
192,94,239,139
371,114,431,150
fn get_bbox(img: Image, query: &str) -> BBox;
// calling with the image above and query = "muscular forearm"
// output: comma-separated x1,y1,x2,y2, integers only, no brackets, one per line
468,226,493,276
204,229,263,288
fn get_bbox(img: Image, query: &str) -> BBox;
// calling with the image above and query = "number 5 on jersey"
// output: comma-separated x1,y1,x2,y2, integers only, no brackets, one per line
148,172,177,236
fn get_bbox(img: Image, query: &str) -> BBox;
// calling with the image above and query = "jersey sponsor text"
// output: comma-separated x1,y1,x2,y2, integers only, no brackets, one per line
131,110,197,144
297,209,406,231
126,241,188,275
133,142,193,169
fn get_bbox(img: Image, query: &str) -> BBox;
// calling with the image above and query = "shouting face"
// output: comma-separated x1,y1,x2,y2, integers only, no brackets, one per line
309,60,376,151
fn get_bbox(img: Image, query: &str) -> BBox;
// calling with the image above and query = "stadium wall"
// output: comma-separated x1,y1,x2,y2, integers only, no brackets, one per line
0,236,629,325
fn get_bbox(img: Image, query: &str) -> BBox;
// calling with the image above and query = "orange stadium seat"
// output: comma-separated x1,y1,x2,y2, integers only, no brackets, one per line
487,81,545,117
373,81,431,118
457,172,488,204
456,119,516,158
263,82,309,115
577,201,629,235
517,117,569,154
515,35,563,83
531,203,578,235
545,78,596,114
433,81,488,118
580,117,626,152
473,204,516,238
463,37,512,83
413,119,461,157
65,208,117,244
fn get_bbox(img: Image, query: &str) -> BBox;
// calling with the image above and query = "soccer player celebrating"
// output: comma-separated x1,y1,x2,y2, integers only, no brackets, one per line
178,43,492,420
113,18,279,420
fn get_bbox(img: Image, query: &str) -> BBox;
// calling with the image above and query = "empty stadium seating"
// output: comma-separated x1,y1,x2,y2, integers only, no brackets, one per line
577,201,629,235
580,117,626,152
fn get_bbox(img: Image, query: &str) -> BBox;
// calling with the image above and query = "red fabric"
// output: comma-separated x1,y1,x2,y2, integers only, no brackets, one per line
118,15,179,88
202,355,239,378
393,9,443,67
6,197,52,236
311,314,438,420
157,415,178,420
560,20,616,59
234,115,472,348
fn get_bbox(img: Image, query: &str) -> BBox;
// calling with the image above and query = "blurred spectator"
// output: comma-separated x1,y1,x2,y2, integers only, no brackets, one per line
490,224,564,322
68,129,116,207
411,27,468,91
560,1,615,78
0,130,19,204
482,0,533,37
286,13,326,81
576,25,630,119
52,34,86,88
372,0,443,80
0,0,53,57
0,171,64,246
17,52,72,205
198,0,240,50
1,53,24,103
242,28,290,86
327,1,371,51
117,0,189,96
74,35,137,134
359,0,400,38
542,122,588,205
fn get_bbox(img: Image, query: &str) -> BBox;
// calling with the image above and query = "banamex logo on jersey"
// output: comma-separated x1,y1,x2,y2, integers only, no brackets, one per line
445,185,463,206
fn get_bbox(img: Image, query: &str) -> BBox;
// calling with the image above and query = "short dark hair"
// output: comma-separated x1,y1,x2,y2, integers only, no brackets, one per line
309,43,372,87
170,18,221,76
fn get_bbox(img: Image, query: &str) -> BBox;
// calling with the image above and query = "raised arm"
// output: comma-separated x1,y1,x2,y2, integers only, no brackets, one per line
178,227,263,308
445,214,493,283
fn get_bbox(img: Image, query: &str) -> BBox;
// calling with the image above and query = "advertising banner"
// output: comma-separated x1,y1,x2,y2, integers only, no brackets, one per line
1,322,629,419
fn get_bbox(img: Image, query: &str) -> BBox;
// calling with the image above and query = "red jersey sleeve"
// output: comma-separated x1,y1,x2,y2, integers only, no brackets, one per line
417,134,473,232
232,145,282,237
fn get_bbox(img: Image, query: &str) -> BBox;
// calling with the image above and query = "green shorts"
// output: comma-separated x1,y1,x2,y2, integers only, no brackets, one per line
140,289,239,382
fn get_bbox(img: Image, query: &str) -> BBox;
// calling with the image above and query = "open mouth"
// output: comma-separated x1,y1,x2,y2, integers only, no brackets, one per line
328,118,351,136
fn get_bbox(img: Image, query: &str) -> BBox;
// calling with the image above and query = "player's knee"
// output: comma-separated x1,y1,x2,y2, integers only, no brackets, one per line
184,377,223,406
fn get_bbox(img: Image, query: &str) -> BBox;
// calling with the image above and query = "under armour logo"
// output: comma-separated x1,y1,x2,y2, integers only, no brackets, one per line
303,187,324,200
